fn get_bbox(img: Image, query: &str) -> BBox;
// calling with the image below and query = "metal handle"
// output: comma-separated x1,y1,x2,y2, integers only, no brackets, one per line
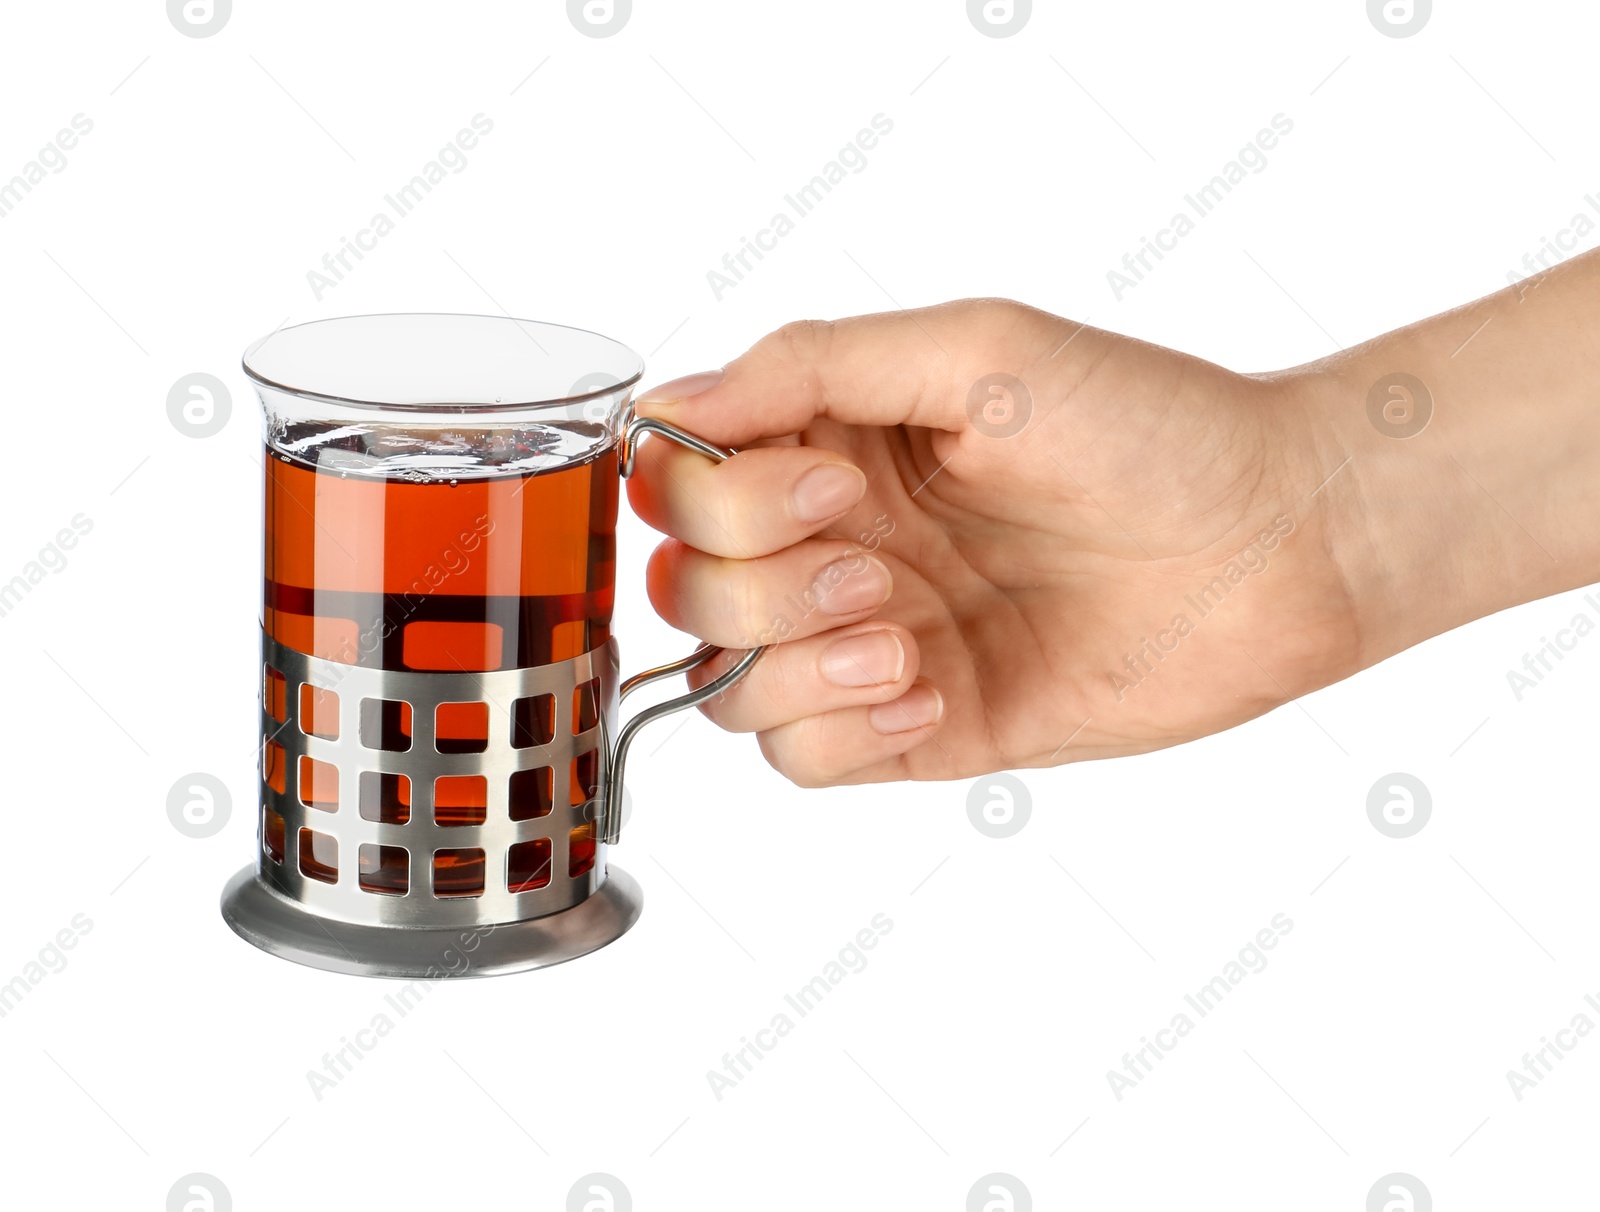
600,414,768,844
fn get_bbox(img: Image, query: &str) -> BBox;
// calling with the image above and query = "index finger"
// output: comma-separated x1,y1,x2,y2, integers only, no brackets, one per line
633,299,1069,447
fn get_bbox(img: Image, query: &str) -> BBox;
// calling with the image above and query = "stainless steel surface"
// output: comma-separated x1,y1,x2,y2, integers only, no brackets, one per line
258,633,617,929
619,414,733,477
220,863,643,979
599,646,766,845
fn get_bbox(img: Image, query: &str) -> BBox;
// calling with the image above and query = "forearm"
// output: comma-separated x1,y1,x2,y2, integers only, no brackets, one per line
1289,251,1600,668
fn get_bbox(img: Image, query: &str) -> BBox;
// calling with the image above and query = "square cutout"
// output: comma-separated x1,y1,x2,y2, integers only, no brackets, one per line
508,838,552,893
360,698,413,751
436,701,489,754
509,767,554,821
298,756,339,811
299,684,340,740
434,775,487,827
263,807,285,863
570,749,600,805
573,677,601,734
512,693,556,748
264,665,287,723
358,844,409,895
299,828,338,884
432,847,485,898
263,740,287,795
569,823,597,878
359,771,411,824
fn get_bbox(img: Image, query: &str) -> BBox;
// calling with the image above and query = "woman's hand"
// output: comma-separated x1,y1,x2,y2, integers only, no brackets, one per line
628,298,1360,785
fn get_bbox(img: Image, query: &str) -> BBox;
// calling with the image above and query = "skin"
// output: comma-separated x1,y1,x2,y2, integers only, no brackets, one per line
627,249,1600,788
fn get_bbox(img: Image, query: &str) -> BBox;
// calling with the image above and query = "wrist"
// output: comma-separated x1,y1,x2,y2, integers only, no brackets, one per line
1290,274,1600,668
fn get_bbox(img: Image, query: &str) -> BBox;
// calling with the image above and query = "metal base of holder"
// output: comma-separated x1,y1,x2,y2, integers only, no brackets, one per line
220,865,643,979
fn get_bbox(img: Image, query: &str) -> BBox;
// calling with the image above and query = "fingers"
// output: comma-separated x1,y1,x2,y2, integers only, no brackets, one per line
646,537,893,648
755,683,946,788
627,437,866,559
633,299,1075,447
687,621,921,733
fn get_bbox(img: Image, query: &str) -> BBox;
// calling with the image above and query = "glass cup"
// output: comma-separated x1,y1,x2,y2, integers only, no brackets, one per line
220,314,762,978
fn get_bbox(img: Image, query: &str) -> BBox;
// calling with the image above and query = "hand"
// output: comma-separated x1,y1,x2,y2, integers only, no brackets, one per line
627,299,1362,786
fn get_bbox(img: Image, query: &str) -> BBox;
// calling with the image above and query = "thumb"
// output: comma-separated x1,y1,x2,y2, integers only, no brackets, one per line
632,299,1068,447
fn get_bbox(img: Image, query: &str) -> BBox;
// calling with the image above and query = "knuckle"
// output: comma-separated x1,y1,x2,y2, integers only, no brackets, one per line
765,318,835,373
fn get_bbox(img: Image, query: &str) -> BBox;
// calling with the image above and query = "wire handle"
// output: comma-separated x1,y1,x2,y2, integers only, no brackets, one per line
600,414,767,844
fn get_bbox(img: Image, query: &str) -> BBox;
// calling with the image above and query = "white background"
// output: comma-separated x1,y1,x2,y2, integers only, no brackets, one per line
2,1,1596,1207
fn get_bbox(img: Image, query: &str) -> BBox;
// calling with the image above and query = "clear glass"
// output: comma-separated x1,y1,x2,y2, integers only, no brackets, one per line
243,314,644,678
244,312,645,480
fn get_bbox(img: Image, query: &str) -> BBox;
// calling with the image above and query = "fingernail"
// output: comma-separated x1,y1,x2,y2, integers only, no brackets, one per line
637,370,724,405
869,684,943,734
821,629,904,687
791,463,867,523
816,555,892,615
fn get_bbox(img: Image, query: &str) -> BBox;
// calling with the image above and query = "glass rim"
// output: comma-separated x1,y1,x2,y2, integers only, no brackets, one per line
241,312,645,415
